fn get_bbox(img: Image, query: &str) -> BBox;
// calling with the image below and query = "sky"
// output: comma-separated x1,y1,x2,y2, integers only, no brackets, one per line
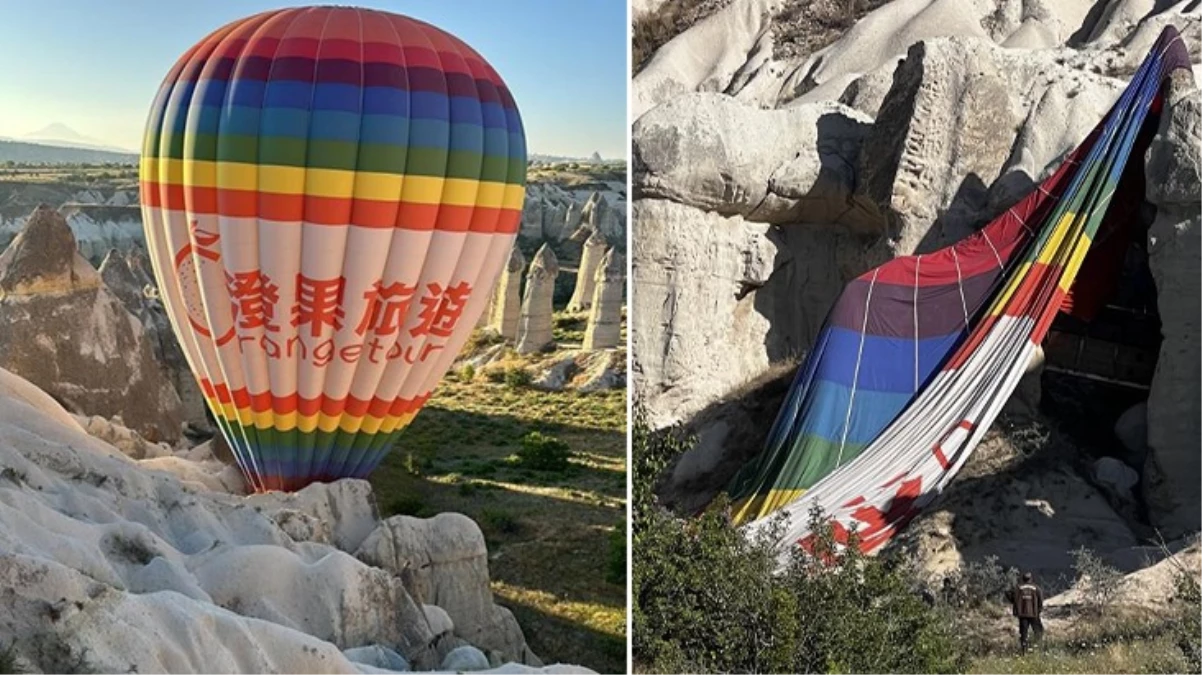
0,1,628,159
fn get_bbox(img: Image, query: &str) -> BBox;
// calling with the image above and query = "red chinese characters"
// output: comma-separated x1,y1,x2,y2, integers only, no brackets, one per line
292,274,346,337
227,271,280,331
410,281,472,338
356,281,416,336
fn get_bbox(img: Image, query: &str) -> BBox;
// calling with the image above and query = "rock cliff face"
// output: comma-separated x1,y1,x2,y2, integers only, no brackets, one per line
1143,68,1201,540
0,365,589,674
633,0,1200,555
521,182,627,251
0,206,184,443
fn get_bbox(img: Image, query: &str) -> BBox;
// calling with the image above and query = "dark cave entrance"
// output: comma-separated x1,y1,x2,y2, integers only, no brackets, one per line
1041,211,1162,462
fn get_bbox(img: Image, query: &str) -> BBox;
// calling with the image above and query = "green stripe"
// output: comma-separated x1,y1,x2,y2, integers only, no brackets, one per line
728,434,868,502
160,134,522,182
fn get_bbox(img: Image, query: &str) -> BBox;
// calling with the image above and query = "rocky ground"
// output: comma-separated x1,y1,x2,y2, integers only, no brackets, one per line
0,363,593,673
632,0,1200,668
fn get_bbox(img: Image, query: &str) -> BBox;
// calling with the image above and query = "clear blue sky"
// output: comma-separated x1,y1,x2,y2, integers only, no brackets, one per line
0,1,628,159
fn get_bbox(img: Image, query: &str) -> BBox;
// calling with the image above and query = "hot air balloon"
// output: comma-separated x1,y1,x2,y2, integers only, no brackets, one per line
138,6,526,493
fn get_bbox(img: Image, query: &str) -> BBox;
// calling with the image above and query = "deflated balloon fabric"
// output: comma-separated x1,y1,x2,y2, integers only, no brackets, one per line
729,26,1192,558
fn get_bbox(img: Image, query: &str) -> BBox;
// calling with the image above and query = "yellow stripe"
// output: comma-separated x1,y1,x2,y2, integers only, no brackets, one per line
203,396,418,437
730,488,807,527
1058,231,1094,293
502,184,526,210
145,158,519,208
988,262,1032,317
1035,211,1078,265
360,415,384,434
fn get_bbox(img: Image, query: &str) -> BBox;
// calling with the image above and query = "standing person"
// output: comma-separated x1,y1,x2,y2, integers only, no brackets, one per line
1007,572,1044,650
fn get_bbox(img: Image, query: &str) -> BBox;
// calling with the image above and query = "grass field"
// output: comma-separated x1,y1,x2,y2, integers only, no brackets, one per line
369,362,627,673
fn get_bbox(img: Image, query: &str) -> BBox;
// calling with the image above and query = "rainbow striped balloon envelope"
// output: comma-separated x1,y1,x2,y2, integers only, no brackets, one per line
139,6,526,492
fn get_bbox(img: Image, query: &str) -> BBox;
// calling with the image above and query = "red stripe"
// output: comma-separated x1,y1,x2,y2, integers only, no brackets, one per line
140,182,521,234
198,378,429,419
1030,286,1068,344
194,9,501,84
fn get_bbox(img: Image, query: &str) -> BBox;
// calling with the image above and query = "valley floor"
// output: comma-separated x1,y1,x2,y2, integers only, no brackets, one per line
369,351,627,674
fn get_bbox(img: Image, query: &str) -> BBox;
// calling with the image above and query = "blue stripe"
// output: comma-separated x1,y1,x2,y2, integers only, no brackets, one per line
797,380,913,446
814,326,965,393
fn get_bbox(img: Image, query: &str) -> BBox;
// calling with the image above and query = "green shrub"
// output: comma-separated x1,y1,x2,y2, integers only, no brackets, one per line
1174,558,1201,672
938,554,1021,609
516,431,571,472
631,403,968,674
383,494,426,518
503,366,533,389
480,508,521,535
1072,546,1123,613
458,364,476,383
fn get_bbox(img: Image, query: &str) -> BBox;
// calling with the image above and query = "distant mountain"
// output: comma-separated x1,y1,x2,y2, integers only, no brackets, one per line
20,123,136,155
0,140,137,165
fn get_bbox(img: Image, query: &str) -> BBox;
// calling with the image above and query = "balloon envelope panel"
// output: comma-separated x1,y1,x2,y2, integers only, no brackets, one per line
139,6,527,492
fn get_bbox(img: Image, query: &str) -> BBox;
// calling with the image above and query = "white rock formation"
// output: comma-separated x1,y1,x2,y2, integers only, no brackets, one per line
1142,67,1201,540
489,246,526,341
521,183,626,247
515,245,559,355
356,513,539,666
567,230,608,312
582,248,625,351
0,365,591,674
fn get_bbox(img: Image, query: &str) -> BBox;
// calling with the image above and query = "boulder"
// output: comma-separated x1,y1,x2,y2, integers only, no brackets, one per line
343,644,411,672
443,645,491,672
355,513,540,666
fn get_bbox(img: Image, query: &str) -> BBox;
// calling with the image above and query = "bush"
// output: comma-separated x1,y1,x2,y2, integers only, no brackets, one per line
458,364,476,383
1072,546,1122,612
480,508,521,535
1173,557,1201,672
516,431,571,472
503,366,532,389
939,554,1021,609
631,404,968,673
383,494,426,518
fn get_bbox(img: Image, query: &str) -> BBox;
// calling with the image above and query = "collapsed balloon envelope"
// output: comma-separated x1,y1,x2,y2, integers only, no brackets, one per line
138,6,527,492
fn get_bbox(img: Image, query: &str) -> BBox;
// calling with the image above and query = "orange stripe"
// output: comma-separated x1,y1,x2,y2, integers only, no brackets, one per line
140,181,521,233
